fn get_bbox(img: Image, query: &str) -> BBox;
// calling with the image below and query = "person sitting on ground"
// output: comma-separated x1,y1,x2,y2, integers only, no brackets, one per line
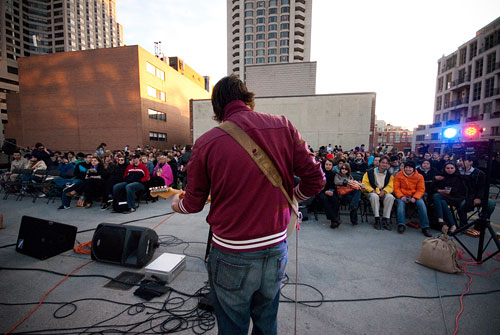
362,156,395,230
393,161,432,237
318,159,340,228
432,161,466,233
112,153,150,213
457,155,495,227
31,142,54,169
417,159,438,195
334,163,363,225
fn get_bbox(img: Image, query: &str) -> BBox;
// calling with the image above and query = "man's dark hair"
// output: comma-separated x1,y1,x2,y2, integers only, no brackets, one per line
211,75,255,122
379,156,391,164
35,142,43,148
13,150,21,155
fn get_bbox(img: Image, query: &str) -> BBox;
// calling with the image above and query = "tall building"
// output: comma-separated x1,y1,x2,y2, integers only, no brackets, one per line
227,0,312,82
0,0,124,142
412,16,500,153
4,46,211,151
374,120,413,153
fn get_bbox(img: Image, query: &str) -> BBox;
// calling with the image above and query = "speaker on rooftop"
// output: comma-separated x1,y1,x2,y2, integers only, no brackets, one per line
16,216,77,260
91,223,159,268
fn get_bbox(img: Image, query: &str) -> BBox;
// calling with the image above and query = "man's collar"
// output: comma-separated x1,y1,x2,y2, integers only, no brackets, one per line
376,167,387,174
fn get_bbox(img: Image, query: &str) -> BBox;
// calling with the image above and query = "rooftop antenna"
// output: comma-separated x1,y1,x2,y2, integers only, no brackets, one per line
154,41,162,57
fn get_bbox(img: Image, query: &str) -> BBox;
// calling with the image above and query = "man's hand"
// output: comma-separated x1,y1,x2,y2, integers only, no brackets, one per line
474,198,481,206
379,190,385,198
171,194,182,213
325,190,334,197
435,175,444,181
409,197,416,203
400,196,407,203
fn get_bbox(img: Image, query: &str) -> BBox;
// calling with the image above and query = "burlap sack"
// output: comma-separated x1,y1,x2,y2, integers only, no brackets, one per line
415,226,462,274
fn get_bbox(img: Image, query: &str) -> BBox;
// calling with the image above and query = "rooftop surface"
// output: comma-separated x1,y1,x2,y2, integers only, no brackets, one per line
1,192,500,335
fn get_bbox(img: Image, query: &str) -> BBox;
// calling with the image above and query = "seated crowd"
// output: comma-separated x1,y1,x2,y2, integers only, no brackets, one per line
1,142,193,214
315,143,497,237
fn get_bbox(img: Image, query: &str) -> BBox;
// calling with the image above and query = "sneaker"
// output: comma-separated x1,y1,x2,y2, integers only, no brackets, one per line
101,202,111,210
397,225,406,234
58,205,70,210
38,193,47,198
422,228,432,237
382,218,392,231
122,208,136,214
374,217,382,230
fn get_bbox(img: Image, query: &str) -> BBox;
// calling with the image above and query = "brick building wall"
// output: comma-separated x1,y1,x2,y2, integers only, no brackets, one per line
5,46,210,152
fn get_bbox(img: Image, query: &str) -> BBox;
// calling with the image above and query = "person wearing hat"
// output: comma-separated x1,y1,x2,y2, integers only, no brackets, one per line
388,155,400,176
394,161,432,236
112,153,150,213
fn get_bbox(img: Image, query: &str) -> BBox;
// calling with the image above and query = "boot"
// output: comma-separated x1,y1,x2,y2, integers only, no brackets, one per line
350,209,358,225
330,219,339,229
382,217,392,231
374,217,382,230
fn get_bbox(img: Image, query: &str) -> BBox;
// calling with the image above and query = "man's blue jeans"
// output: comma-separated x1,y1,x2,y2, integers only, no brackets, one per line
433,193,456,227
208,241,288,335
396,198,429,228
112,182,144,209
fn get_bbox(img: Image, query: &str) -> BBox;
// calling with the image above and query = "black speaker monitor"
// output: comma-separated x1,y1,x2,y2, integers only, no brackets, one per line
91,223,158,268
16,216,77,260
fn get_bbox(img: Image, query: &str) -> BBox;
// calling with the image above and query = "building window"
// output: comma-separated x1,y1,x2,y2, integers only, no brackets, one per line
268,40,277,47
269,0,277,5
280,39,289,46
280,15,289,21
436,96,442,111
280,31,289,38
245,42,253,49
268,48,277,54
245,2,253,9
280,55,288,62
256,34,265,40
442,112,449,122
486,52,496,74
256,9,265,16
245,35,253,41
416,135,425,141
149,131,167,142
491,126,500,136
269,16,277,22
245,10,253,17
281,0,290,4
437,77,443,92
245,18,253,25
280,47,288,54
485,77,495,98
256,25,265,32
281,6,289,13
269,24,277,31
474,58,483,78
257,1,265,7
484,102,493,114
245,50,253,56
280,23,289,30
256,41,265,48
473,82,482,101
245,58,253,64
256,49,265,56
434,114,441,123
469,41,477,61
245,26,253,33
269,8,277,14
147,86,166,101
471,105,480,117
268,32,277,39
445,73,452,90
268,56,277,62
431,133,439,140
148,109,166,121
256,57,265,63
257,17,265,24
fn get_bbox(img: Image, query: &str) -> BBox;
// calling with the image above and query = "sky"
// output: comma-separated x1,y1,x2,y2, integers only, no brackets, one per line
116,0,500,130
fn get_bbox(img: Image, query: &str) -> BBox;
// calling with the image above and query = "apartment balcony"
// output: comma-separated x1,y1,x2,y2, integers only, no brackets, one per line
490,112,500,119
296,0,306,4
295,2,306,12
232,28,240,35
294,46,304,53
429,122,442,128
232,20,240,27
232,3,240,11
485,87,500,98
232,51,240,57
232,36,240,42
232,58,240,65
466,114,484,123
446,119,461,126
232,12,240,19
295,13,306,21
450,96,469,107
294,37,305,45
451,74,471,90
294,54,304,61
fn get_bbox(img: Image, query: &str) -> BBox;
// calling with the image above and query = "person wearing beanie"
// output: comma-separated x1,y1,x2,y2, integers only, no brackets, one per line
394,161,431,237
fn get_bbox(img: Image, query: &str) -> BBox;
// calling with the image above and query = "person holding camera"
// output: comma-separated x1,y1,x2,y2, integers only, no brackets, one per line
394,161,431,236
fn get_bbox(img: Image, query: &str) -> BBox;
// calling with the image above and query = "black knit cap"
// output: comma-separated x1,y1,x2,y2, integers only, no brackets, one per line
404,161,416,169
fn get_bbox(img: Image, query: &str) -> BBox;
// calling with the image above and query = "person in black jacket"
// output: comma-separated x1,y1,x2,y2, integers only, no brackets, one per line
417,159,438,194
179,145,192,190
432,161,467,232
58,154,92,209
80,157,105,208
350,152,368,181
318,159,340,228
457,156,495,225
101,154,127,209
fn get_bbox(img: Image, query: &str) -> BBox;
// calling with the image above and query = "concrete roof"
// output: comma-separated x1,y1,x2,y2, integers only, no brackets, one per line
1,192,500,334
